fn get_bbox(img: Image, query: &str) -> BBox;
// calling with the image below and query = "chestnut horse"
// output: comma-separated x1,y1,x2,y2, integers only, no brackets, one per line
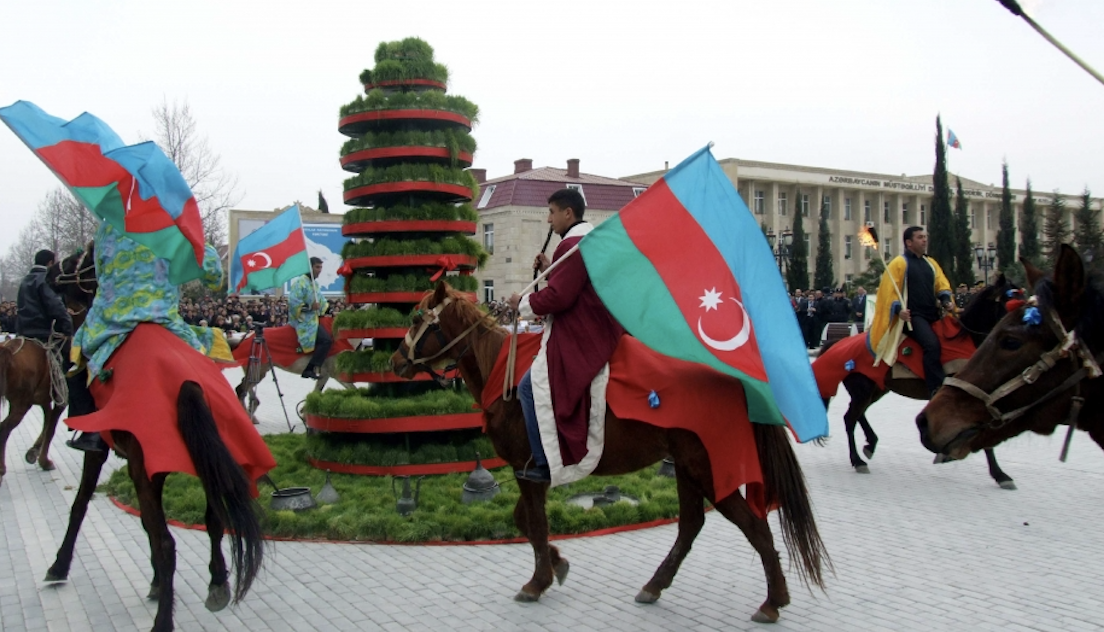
918,245,1104,458
43,243,266,632
391,283,829,624
814,275,1018,488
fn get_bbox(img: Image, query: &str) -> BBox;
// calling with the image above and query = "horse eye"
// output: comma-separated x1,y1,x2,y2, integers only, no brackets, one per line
999,337,1022,351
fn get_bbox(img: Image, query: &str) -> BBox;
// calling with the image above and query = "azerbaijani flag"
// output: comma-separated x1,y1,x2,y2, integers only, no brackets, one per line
948,129,962,149
230,205,310,293
579,146,827,442
0,100,206,284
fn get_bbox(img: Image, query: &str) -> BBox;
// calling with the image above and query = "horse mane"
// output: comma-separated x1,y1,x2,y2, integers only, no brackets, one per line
1034,267,1104,353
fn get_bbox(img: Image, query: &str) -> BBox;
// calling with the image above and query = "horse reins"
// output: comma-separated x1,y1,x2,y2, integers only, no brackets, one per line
54,250,96,296
402,297,490,385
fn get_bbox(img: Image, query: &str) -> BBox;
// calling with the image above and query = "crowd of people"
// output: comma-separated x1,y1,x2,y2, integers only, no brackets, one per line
180,294,348,332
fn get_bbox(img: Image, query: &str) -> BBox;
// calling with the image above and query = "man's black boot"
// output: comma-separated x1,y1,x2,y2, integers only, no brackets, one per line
301,365,319,380
67,432,107,453
514,465,551,484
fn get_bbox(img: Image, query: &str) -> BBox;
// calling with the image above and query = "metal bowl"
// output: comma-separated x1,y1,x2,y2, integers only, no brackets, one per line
270,487,317,511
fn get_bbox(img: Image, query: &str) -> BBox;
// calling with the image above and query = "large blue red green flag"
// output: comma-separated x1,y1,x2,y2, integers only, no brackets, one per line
578,146,827,442
0,100,206,284
230,205,310,293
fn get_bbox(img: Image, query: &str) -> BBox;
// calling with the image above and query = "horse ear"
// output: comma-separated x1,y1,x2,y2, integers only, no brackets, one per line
1021,257,1045,290
1052,244,1086,325
432,280,449,305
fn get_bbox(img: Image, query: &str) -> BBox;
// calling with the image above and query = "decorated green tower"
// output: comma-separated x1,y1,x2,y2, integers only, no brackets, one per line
303,38,500,475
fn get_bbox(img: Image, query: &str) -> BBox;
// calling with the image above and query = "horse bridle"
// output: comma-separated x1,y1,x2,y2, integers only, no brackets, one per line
401,297,486,385
942,302,1103,430
53,250,97,296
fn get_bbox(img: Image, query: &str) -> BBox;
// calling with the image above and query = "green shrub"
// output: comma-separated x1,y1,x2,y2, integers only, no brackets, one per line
373,37,435,64
340,90,479,124
347,273,478,295
333,307,411,332
360,59,449,86
304,387,476,419
341,129,476,163
343,163,480,201
342,236,484,260
343,202,479,225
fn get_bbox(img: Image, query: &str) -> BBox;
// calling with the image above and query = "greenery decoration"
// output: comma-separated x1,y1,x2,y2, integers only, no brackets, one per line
335,350,400,375
347,273,479,295
343,163,480,201
341,129,477,163
304,387,475,419
360,59,449,87
100,432,683,542
340,90,479,124
305,429,491,466
333,307,412,332
374,37,435,63
342,236,484,262
343,202,479,225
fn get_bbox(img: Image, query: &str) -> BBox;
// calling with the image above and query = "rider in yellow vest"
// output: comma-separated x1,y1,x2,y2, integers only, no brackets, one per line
868,226,953,396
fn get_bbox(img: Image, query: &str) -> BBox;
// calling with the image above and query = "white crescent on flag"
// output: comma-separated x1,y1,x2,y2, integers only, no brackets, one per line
247,252,273,269
697,298,751,352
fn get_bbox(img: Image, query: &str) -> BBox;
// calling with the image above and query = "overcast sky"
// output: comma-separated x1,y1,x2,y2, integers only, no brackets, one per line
2,0,1101,254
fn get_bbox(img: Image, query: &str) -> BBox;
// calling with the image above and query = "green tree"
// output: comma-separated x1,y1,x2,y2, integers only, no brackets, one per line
953,178,976,286
787,192,810,292
1018,179,1041,268
813,201,834,291
1041,190,1070,268
996,161,1016,274
850,255,886,294
1073,187,1102,269
929,115,956,279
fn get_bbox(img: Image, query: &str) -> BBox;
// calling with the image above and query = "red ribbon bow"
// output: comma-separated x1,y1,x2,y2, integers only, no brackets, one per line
429,255,458,282
337,262,353,277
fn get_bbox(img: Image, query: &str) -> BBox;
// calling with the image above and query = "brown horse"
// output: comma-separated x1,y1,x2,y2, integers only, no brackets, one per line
918,245,1104,458
391,283,829,624
813,275,1018,488
43,243,267,632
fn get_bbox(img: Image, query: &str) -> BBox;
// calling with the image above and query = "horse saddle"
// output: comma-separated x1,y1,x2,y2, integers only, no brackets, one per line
891,358,969,381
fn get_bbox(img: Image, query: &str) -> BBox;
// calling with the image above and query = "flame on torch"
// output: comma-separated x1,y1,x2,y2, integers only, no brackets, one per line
858,225,879,249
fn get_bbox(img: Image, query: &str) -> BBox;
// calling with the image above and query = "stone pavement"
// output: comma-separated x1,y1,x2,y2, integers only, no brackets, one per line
1,369,1103,631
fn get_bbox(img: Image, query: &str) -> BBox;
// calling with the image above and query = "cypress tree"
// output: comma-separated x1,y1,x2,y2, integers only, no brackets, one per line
787,192,810,291
996,161,1016,274
813,200,834,291
1073,187,1102,269
1041,190,1070,268
953,178,976,286
928,115,956,279
1019,179,1041,268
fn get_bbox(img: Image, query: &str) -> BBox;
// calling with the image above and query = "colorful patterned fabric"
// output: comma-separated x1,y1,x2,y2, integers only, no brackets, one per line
287,274,327,352
72,222,228,375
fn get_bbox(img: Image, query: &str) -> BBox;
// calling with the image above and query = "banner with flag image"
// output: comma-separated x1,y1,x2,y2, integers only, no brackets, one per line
230,205,310,293
0,100,207,284
577,145,827,442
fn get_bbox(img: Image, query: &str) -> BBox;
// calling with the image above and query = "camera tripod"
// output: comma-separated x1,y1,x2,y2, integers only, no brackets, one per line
243,324,295,432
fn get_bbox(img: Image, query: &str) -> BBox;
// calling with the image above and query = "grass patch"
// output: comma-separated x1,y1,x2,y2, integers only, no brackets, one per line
341,129,476,161
342,236,485,264
340,90,479,125
343,164,480,201
306,429,494,466
304,387,476,419
343,202,479,225
347,273,478,295
99,433,683,542
333,349,398,375
373,37,436,64
333,307,411,332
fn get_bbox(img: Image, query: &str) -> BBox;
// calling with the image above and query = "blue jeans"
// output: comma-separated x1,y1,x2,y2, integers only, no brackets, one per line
518,369,548,467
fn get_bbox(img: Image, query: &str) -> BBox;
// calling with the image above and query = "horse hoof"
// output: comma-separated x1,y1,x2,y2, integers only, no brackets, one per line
147,585,160,600
635,590,659,604
514,590,540,603
25,448,39,464
751,608,779,623
43,570,68,583
39,460,55,472
933,454,952,464
554,560,570,586
999,480,1018,491
205,582,232,612
862,447,874,460
854,465,870,474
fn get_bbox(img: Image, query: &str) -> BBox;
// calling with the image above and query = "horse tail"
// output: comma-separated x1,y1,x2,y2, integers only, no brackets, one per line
753,423,832,590
176,380,263,603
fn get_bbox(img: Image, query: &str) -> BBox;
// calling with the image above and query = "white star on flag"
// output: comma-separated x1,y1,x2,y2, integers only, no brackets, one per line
699,287,723,312
247,259,256,268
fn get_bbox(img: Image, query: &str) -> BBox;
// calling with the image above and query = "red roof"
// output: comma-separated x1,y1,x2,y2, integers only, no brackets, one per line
479,166,641,211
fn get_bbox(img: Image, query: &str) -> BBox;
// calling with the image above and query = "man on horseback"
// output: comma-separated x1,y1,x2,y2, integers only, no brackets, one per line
869,226,953,397
16,249,74,344
506,188,624,484
289,257,331,380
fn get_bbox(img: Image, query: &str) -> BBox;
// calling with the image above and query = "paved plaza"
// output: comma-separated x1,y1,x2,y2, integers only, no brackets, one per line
1,370,1102,631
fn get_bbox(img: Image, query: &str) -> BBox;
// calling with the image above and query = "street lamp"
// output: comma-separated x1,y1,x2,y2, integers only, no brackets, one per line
974,242,998,284
766,228,794,275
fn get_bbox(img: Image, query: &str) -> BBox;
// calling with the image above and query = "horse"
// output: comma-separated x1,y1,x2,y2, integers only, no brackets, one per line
918,245,1104,459
0,253,88,486
43,242,268,632
391,283,829,624
812,275,1019,489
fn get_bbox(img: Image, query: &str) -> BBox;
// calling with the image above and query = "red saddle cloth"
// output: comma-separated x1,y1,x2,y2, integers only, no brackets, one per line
812,316,976,398
485,334,767,517
67,324,277,492
231,317,351,368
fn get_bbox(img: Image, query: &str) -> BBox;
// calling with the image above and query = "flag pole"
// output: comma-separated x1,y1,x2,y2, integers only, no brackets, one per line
996,0,1104,88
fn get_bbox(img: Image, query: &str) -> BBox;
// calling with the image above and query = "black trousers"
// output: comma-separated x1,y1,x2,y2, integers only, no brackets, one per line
909,316,944,394
309,324,333,368
66,368,98,417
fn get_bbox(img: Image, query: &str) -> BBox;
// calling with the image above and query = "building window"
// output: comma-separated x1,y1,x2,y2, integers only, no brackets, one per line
884,201,890,223
920,204,926,225
632,187,646,198
822,195,831,218
778,192,788,216
970,207,976,229
803,234,810,253
754,190,765,214
483,279,494,304
801,194,809,217
477,184,496,209
844,198,852,221
845,273,854,288
986,208,992,229
566,183,587,203
845,235,853,259
902,203,910,225
883,239,891,258
864,200,871,223
483,223,494,254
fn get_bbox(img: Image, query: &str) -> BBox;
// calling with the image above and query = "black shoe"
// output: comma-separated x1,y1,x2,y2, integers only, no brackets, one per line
67,432,107,453
514,465,551,483
301,366,319,380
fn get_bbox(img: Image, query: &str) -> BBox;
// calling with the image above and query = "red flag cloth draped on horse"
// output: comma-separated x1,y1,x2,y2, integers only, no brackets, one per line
230,317,351,367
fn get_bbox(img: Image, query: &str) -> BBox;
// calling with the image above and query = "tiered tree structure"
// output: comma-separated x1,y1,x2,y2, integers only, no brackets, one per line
303,38,502,476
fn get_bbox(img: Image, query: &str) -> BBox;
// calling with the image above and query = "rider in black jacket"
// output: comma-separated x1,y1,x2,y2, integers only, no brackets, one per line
16,250,73,342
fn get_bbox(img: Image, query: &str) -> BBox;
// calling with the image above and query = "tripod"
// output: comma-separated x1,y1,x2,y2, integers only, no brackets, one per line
243,324,295,432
